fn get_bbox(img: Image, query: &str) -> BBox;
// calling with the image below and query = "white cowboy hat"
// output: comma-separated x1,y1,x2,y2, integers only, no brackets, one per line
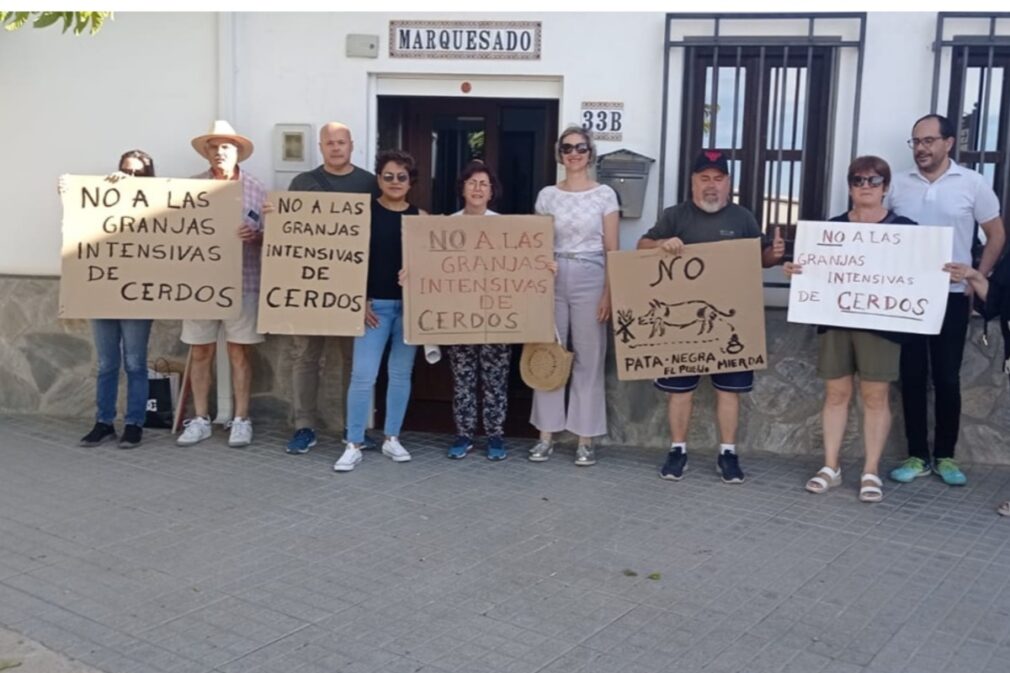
191,120,254,162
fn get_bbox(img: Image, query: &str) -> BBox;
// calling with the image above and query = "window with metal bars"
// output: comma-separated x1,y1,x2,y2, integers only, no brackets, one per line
679,45,835,240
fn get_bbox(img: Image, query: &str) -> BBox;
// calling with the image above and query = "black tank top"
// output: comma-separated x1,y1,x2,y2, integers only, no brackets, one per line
368,199,419,300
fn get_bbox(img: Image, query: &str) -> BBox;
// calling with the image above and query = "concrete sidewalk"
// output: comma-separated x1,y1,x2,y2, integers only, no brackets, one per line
1,414,1008,673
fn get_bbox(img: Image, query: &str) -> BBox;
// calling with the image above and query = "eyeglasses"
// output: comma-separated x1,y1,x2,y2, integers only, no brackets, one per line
464,179,491,190
560,143,590,155
120,167,143,176
848,175,885,188
381,172,410,183
907,136,944,149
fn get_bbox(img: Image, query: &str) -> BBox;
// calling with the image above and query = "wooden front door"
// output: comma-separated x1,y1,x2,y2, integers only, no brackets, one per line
376,95,558,436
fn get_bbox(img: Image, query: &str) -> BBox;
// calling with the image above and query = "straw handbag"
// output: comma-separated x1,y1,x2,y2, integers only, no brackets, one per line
520,329,573,392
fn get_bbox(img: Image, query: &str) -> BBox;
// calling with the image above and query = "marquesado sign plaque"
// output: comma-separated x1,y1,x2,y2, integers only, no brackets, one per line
389,21,541,60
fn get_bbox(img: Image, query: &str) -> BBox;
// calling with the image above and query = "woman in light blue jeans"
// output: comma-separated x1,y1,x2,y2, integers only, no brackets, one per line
334,149,423,472
77,150,156,449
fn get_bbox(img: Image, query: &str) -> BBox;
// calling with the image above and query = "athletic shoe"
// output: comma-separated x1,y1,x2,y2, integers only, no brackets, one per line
574,445,596,466
80,422,116,447
889,457,931,483
528,440,553,462
227,417,253,448
486,436,507,461
286,427,317,455
118,424,143,449
717,452,745,483
447,435,473,459
333,444,363,472
660,447,687,480
933,458,967,486
177,417,212,446
382,437,411,462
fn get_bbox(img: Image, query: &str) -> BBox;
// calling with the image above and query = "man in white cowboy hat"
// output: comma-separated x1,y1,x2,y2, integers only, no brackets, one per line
177,120,268,449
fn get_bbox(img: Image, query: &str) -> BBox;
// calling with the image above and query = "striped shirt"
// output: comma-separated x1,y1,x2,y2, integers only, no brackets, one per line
193,167,267,294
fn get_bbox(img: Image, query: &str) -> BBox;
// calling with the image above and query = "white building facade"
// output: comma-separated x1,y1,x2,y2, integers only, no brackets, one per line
2,11,1008,460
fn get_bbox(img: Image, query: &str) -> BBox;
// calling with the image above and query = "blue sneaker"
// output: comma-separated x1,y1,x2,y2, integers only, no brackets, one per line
447,435,473,459
286,427,317,455
933,458,967,486
889,457,931,483
486,436,508,461
660,447,687,480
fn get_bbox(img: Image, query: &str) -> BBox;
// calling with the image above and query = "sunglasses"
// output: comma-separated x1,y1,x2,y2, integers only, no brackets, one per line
848,175,885,188
381,172,410,183
120,167,144,176
560,143,590,155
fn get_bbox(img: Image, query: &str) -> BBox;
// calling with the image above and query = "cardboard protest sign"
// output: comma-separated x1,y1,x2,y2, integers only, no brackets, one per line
608,239,767,381
257,192,371,336
787,220,953,335
402,215,555,345
59,176,243,319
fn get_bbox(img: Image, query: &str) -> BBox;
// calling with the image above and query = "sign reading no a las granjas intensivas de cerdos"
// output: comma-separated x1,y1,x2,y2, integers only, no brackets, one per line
402,215,555,345
59,175,243,320
787,220,953,335
257,192,371,336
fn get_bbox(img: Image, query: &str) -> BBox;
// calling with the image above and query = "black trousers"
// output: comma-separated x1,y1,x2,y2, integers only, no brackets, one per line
899,292,970,462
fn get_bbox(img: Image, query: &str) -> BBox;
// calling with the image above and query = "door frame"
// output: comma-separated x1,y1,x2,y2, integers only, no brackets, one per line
367,73,564,179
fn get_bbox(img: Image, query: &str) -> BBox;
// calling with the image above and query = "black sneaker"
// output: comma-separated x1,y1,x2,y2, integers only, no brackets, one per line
80,422,116,447
717,451,745,483
118,424,143,449
660,447,687,480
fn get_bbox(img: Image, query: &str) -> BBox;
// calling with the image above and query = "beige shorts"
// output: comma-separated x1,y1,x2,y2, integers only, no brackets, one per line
181,292,264,345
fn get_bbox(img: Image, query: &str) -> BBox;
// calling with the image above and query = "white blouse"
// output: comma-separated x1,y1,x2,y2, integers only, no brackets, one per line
535,184,619,253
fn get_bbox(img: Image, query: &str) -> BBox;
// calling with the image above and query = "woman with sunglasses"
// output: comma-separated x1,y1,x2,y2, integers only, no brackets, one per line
333,149,423,472
528,126,620,466
75,150,157,449
785,156,915,502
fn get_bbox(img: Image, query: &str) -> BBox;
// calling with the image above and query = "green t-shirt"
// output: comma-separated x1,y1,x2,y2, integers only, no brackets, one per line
288,165,379,196
643,201,764,245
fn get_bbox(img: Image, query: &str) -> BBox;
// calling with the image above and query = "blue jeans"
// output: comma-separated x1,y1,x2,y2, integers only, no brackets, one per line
92,319,152,427
345,300,417,443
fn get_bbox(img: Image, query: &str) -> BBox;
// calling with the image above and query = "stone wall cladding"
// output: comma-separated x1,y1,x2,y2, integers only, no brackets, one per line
3,276,1008,464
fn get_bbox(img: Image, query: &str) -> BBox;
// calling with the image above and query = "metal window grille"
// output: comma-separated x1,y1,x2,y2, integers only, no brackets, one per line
931,13,1010,224
660,13,867,240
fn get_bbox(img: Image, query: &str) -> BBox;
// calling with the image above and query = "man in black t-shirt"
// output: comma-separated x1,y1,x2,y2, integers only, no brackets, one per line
638,150,784,484
286,122,378,455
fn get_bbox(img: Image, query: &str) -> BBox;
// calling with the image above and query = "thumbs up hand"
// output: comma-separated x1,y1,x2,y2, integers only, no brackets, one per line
772,226,786,260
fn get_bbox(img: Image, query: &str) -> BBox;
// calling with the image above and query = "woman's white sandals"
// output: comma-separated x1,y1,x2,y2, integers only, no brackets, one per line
859,473,884,503
805,466,842,494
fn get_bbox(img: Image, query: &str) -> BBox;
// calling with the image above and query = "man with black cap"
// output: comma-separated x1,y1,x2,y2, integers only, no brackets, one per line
638,149,784,483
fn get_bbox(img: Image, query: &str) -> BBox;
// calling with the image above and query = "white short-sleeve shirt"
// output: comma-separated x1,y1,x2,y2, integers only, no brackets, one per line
534,184,620,253
886,161,1001,292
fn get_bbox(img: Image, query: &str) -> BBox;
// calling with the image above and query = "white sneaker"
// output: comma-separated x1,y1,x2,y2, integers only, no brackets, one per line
177,416,212,446
382,437,411,463
333,444,363,472
227,417,253,448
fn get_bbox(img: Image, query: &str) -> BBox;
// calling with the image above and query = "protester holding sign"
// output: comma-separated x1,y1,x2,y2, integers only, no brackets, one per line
942,260,1010,517
75,150,156,449
444,160,511,460
333,150,423,472
282,122,377,456
638,150,785,483
786,156,915,503
887,114,1006,487
528,127,619,467
176,121,267,449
